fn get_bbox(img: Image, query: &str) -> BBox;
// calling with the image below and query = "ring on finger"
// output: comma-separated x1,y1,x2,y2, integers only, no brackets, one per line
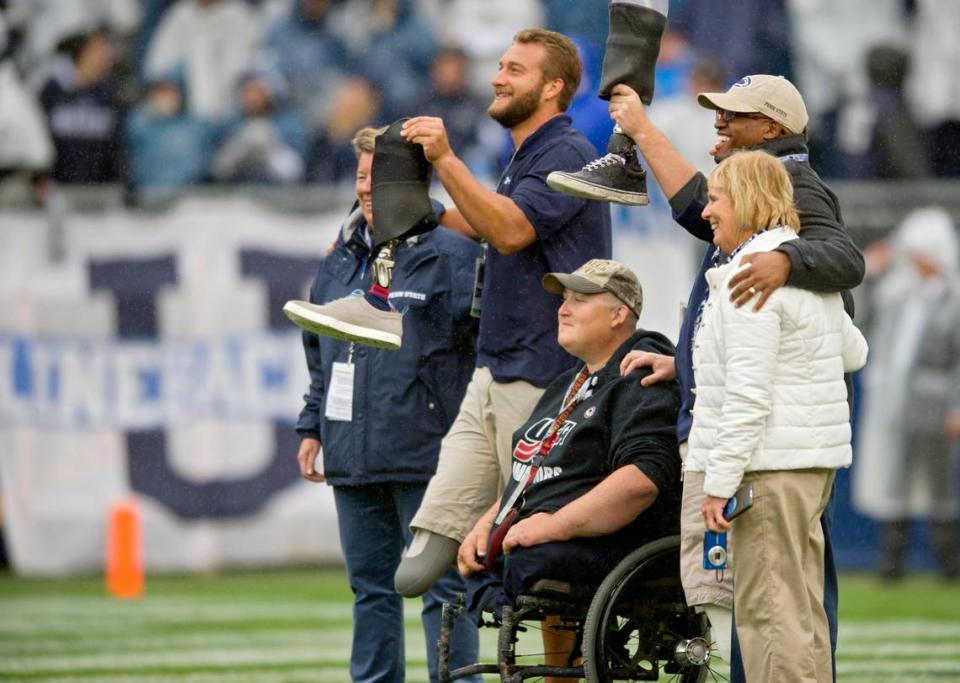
748,286,758,296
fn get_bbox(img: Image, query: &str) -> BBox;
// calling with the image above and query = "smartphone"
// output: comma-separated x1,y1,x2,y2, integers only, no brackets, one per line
723,483,754,521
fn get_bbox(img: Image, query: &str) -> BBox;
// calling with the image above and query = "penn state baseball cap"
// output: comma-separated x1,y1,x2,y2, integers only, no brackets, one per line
542,259,643,318
698,74,809,134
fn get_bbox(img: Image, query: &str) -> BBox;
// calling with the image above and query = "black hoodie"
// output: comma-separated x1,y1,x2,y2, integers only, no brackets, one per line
500,329,682,547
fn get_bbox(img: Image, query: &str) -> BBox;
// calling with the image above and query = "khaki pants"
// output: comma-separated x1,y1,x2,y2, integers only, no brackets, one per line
733,469,834,683
679,467,735,609
411,367,544,542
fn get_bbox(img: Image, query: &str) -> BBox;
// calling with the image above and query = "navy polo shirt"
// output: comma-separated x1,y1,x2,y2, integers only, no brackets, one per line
478,115,611,388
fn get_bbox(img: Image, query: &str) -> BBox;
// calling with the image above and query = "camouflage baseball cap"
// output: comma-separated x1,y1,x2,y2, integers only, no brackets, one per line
542,259,643,318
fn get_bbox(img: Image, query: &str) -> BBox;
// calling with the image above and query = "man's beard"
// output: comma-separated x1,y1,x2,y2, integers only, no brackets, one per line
488,84,543,129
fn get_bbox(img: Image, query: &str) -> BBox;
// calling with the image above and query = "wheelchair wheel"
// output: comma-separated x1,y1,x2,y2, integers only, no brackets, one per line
582,535,712,683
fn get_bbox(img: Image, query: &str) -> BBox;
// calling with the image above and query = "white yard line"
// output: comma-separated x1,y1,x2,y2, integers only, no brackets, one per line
839,642,960,657
1,643,431,674
839,620,960,638
0,597,351,619
0,629,355,655
837,660,960,675
0,598,429,621
1,667,431,683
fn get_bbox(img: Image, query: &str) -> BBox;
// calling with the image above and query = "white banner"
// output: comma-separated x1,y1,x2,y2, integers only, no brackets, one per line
0,192,696,576
0,197,348,576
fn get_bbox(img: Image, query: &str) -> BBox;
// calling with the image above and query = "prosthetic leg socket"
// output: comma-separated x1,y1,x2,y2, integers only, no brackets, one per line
395,529,461,597
371,118,437,248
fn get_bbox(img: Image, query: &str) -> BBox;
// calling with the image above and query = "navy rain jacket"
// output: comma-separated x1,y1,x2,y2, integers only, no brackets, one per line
296,209,480,485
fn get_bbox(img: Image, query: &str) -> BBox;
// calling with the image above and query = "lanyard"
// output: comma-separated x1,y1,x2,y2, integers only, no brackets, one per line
494,367,592,524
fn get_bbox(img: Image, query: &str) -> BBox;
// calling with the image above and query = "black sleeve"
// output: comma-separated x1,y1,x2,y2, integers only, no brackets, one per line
777,169,865,294
607,379,681,495
668,173,714,243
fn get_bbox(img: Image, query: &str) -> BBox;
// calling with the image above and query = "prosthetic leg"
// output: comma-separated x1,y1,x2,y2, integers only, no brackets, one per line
394,529,461,597
282,119,437,349
547,0,667,205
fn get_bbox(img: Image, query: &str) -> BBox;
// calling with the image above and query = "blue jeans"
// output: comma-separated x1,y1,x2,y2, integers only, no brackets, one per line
729,484,838,682
334,483,480,683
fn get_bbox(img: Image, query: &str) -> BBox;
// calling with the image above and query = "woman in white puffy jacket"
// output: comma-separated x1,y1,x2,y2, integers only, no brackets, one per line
687,150,868,682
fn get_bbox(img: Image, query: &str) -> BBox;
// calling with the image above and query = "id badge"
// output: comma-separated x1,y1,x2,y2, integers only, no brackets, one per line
324,362,355,422
470,244,487,319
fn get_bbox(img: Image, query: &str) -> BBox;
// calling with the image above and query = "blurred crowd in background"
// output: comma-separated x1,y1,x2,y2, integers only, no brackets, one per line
2,0,960,201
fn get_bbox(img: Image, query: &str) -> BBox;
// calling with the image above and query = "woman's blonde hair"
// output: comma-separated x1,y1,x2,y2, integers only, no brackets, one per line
351,125,389,158
707,150,800,233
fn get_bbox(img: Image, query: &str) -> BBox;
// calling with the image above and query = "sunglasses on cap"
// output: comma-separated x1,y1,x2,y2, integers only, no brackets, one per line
715,109,770,122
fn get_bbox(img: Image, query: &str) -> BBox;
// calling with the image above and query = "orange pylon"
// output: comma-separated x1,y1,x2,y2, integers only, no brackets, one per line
106,498,144,599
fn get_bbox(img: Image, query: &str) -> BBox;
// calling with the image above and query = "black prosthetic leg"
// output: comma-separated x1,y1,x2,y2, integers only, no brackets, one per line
281,118,440,350
597,1,666,104
547,1,667,205
371,118,438,248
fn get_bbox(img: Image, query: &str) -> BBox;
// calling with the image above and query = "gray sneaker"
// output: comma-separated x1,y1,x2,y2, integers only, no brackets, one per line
283,297,402,350
546,152,650,206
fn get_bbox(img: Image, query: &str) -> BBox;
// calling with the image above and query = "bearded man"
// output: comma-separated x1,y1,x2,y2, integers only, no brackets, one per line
389,28,613,597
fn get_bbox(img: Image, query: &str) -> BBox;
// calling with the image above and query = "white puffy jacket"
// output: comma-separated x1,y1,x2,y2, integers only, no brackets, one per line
687,227,869,498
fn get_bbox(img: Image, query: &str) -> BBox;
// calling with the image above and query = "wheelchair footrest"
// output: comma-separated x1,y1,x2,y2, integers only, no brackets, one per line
502,664,584,681
447,663,500,680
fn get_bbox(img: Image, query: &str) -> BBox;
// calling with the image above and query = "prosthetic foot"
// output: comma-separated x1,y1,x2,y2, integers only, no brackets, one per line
282,118,439,348
547,1,667,206
283,241,403,349
547,127,649,205
282,296,402,349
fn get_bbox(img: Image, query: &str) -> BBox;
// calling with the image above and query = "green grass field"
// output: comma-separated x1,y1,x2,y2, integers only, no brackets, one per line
1,568,959,682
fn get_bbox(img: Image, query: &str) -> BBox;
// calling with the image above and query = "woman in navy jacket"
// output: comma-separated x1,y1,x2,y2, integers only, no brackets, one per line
294,126,481,682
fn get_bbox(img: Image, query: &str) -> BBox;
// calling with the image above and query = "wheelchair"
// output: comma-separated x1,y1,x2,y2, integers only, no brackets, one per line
438,535,715,682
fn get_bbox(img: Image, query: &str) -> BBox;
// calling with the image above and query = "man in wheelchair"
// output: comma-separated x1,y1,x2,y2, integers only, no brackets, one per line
454,259,684,679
